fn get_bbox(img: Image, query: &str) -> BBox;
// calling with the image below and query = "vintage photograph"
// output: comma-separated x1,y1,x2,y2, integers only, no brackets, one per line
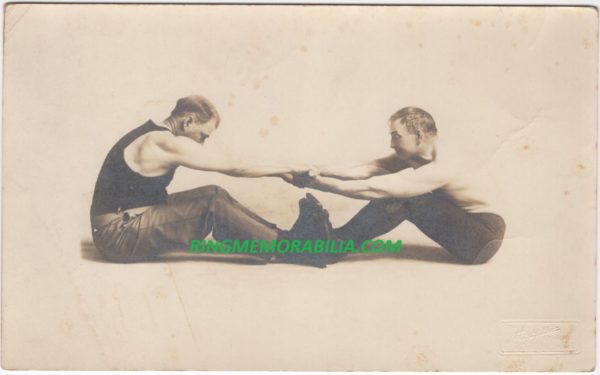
89,96,505,267
2,4,597,371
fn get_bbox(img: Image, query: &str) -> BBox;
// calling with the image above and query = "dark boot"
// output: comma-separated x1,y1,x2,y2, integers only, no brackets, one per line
274,193,333,268
303,194,348,265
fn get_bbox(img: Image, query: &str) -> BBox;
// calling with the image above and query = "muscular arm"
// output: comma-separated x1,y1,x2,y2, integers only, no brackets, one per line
307,162,454,200
156,134,301,178
318,153,409,180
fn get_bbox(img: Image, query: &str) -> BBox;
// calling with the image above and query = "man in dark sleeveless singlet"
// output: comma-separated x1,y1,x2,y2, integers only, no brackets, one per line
90,95,332,267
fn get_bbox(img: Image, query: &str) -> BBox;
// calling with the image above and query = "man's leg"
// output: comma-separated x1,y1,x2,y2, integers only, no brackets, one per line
131,185,279,261
323,198,410,264
405,192,506,264
94,185,332,267
333,192,506,264
334,198,410,244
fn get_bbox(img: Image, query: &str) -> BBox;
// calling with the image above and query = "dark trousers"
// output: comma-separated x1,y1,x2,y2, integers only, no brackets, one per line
334,190,506,264
92,185,279,263
92,185,505,265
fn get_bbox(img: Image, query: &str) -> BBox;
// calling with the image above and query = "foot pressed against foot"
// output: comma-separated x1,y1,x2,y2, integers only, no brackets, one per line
275,194,334,268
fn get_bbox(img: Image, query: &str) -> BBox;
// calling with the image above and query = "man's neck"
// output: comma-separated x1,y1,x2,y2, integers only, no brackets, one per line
157,118,177,134
417,138,436,161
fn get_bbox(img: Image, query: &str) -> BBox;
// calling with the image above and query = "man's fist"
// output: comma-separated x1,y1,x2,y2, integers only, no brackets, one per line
292,168,318,188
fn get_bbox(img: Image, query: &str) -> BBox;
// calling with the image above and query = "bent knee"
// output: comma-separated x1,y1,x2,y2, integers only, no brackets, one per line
207,185,235,210
205,185,231,199
178,185,231,199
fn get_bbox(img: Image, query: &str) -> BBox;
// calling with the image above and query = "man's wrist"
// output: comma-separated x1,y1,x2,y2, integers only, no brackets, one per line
316,166,333,177
308,174,327,189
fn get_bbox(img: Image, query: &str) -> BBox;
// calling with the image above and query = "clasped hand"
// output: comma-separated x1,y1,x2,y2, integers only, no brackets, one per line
280,166,319,188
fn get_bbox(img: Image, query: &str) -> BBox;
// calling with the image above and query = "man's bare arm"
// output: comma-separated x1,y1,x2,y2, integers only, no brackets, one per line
318,153,409,180
306,163,453,200
157,134,303,178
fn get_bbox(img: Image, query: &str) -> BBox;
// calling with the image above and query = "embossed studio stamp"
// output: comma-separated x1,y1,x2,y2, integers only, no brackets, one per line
500,321,578,355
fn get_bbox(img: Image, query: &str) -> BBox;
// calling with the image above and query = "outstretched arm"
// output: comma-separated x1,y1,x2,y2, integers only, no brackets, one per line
306,162,454,200
157,134,305,178
318,153,409,180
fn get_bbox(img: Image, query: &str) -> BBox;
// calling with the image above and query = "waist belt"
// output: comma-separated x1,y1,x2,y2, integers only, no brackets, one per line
92,205,152,228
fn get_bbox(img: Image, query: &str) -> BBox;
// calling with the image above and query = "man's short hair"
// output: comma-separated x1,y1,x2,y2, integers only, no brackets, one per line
171,95,220,127
389,107,437,139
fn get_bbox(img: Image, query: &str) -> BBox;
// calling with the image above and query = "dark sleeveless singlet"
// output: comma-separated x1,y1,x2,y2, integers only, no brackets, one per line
90,120,176,216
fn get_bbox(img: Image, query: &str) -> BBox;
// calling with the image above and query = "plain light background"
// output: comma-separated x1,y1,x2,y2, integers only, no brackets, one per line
2,4,597,371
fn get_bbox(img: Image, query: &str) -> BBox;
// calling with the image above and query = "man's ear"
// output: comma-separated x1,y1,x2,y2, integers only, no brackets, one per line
415,130,423,144
183,116,194,129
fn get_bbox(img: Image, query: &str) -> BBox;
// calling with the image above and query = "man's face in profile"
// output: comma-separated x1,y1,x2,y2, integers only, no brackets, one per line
389,119,420,160
184,118,218,145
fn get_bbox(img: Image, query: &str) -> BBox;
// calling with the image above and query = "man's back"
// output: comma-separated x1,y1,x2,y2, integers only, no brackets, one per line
90,120,176,216
419,137,499,214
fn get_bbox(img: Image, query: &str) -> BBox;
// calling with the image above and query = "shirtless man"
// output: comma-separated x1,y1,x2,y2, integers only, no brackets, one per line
90,95,329,267
295,107,506,265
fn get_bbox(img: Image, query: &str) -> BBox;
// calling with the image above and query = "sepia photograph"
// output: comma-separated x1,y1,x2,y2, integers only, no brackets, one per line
2,3,597,371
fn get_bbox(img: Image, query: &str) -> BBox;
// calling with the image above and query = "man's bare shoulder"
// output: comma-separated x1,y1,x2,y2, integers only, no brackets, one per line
389,157,459,185
433,140,480,174
146,131,196,153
